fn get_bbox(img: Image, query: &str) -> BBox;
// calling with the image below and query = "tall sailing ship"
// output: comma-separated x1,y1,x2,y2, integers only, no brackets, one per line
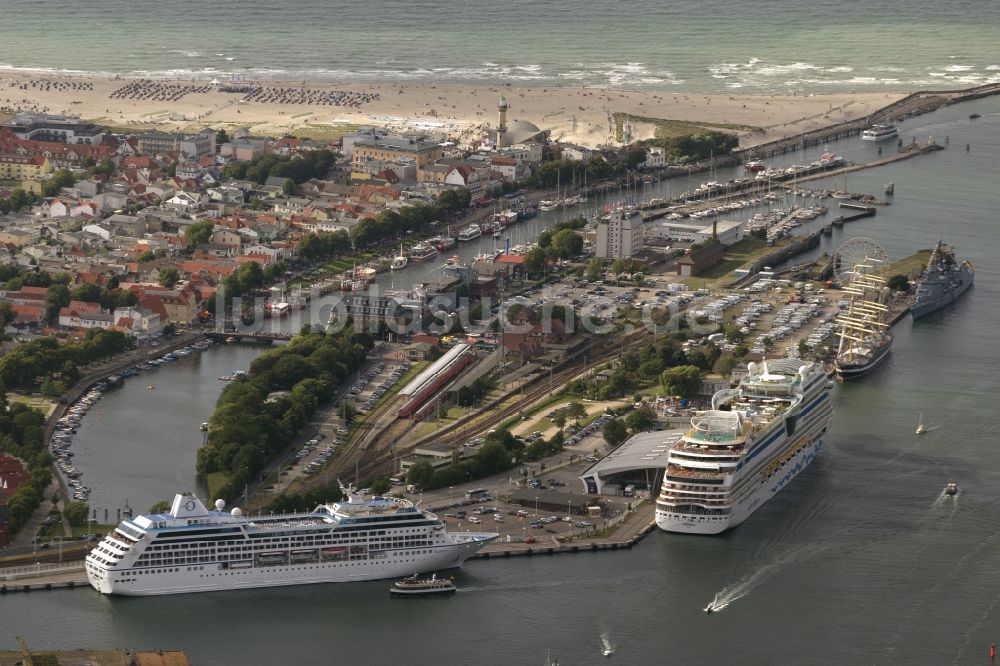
656,359,834,534
85,492,497,596
835,257,892,380
910,241,974,319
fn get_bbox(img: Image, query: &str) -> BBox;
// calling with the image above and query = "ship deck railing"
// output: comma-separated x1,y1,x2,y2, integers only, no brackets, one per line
675,441,745,455
666,466,728,479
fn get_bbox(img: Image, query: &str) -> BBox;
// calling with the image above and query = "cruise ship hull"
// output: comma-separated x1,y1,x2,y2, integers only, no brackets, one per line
910,279,972,319
836,338,892,380
656,435,825,534
87,535,494,596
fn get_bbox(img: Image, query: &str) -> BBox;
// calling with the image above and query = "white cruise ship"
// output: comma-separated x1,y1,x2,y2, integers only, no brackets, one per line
86,492,497,596
656,359,834,534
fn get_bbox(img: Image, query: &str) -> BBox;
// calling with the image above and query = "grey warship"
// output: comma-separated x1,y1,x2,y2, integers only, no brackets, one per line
911,241,974,319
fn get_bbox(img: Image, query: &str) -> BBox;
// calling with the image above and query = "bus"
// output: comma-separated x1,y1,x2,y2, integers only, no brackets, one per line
465,488,489,500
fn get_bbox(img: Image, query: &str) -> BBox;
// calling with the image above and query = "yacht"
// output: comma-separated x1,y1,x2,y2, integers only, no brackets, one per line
861,122,899,142
86,492,497,596
389,573,456,596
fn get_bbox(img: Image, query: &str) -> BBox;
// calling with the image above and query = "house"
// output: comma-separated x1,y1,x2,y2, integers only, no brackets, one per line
444,165,482,191
113,305,162,341
58,300,104,328
675,241,725,277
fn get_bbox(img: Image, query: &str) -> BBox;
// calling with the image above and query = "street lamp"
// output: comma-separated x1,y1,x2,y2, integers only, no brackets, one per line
449,486,453,505
534,496,539,517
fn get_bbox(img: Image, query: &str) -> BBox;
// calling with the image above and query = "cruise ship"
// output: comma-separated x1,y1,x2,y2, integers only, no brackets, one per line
910,241,974,319
860,122,899,142
655,359,834,534
85,492,497,596
835,257,892,380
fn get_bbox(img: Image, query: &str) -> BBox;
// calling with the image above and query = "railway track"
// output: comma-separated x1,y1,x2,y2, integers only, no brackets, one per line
333,325,654,483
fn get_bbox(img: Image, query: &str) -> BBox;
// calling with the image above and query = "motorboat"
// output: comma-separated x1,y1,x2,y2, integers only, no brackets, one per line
944,482,958,496
389,573,456,596
860,122,899,142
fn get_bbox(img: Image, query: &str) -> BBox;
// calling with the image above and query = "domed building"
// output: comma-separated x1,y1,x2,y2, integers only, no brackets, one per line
490,94,547,148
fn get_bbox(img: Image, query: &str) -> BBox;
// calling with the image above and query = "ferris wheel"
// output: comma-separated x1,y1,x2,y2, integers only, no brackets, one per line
832,237,887,284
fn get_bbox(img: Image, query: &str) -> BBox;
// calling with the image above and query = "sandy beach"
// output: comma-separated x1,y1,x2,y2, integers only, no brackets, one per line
0,72,907,149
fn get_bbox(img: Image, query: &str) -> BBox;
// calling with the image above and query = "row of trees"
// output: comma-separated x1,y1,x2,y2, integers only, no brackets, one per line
196,328,371,501
0,389,52,535
348,189,470,248
406,429,523,491
0,328,132,389
222,150,337,185
521,228,585,276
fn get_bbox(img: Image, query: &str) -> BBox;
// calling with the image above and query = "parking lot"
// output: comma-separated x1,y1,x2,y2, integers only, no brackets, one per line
406,459,631,545
348,361,411,413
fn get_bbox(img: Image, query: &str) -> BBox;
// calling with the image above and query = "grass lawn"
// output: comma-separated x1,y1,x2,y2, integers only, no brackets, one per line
682,238,793,289
7,394,57,417
890,249,932,278
612,112,760,141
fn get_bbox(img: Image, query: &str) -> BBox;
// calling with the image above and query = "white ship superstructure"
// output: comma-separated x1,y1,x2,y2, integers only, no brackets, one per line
656,359,834,534
86,492,496,596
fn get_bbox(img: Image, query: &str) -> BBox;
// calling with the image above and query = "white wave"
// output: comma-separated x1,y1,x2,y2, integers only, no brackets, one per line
871,65,906,72
826,66,853,73
170,50,202,58
225,57,236,61
985,65,1000,71
943,64,975,72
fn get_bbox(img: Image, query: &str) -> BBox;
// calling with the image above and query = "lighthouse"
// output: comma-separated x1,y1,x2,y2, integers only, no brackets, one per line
497,94,509,148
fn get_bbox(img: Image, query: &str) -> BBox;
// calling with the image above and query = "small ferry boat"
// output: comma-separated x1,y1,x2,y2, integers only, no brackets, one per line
861,122,899,142
433,235,457,251
457,224,482,242
390,573,456,596
409,242,439,262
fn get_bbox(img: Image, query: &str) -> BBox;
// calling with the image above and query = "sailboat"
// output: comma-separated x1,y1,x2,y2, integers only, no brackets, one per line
390,243,408,270
915,410,926,434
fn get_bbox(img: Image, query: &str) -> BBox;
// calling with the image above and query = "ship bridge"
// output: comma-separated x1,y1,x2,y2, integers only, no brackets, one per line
578,430,684,495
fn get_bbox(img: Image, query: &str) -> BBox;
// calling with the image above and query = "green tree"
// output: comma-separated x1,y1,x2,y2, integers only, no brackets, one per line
0,300,14,329
552,413,567,430
369,476,391,495
158,266,180,289
523,246,548,277
625,406,657,433
551,229,584,259
407,460,434,490
602,418,629,448
149,500,171,513
215,128,229,146
184,220,215,248
565,402,587,421
585,258,603,282
64,501,90,527
282,178,297,196
70,282,103,303
137,250,156,263
661,365,703,398
44,283,71,321
887,274,909,292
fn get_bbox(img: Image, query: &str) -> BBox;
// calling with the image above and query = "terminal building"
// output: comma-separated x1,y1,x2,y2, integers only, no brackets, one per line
647,218,743,246
578,430,684,496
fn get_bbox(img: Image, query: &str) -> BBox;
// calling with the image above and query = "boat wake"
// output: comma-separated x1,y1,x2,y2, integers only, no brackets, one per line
600,632,614,657
706,544,825,613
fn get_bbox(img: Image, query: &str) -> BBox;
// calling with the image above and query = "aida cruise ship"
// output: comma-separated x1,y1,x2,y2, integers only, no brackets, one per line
656,359,834,534
86,492,497,596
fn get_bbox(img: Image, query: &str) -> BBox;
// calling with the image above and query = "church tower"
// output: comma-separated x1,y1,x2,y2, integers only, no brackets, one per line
497,94,509,148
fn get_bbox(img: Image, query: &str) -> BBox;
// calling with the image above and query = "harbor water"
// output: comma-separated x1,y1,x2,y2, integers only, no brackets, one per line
2,104,999,664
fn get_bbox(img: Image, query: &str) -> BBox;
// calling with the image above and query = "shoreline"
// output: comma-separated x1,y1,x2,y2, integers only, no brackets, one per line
2,70,910,148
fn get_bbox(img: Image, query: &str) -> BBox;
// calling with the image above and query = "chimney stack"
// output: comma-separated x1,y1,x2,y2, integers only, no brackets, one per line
712,219,718,240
